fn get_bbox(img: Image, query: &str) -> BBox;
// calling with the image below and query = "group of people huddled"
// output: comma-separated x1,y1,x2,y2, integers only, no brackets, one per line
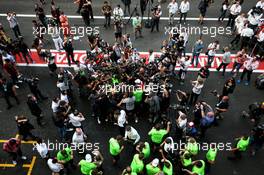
0,0,264,175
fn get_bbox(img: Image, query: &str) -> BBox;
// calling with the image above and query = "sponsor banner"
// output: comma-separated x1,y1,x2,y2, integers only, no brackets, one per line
15,50,264,71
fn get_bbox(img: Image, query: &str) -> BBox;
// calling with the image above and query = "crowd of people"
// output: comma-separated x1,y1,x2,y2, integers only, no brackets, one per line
0,0,264,175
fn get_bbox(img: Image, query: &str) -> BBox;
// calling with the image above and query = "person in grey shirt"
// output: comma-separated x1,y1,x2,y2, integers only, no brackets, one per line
6,12,21,38
216,47,231,76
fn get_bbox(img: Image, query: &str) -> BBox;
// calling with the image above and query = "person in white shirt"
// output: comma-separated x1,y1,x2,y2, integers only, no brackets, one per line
168,0,178,25
161,137,175,153
189,79,204,105
34,138,49,159
148,49,155,63
230,13,247,48
253,28,264,54
238,55,260,85
256,0,264,10
114,110,127,136
206,41,220,67
240,25,254,50
60,90,69,103
48,25,63,51
51,97,60,113
180,29,189,56
227,1,242,29
124,125,140,145
247,7,263,30
113,4,124,23
69,110,85,128
178,56,191,84
6,12,21,38
176,111,188,138
179,0,190,24
47,158,64,175
72,128,87,146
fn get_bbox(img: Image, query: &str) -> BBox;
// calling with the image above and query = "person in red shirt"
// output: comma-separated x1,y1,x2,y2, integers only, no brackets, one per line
231,49,247,77
3,138,27,165
59,12,72,38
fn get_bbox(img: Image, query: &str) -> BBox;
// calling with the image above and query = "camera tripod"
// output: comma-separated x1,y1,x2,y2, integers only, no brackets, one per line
124,3,139,33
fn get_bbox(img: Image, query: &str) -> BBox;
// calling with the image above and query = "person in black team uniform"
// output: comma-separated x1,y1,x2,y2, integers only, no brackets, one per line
0,78,20,109
63,38,78,66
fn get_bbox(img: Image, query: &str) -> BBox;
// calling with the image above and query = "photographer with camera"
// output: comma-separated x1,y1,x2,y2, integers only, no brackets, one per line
242,102,264,125
151,5,162,32
27,94,46,126
250,123,264,156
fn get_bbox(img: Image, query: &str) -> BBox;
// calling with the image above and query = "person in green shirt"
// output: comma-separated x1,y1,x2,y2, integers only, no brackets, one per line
205,144,217,174
133,79,144,123
78,154,97,175
109,135,124,164
159,149,173,175
132,13,143,39
182,160,205,175
148,122,171,150
180,151,192,168
146,158,161,175
56,147,76,172
186,137,199,156
136,142,151,159
121,166,138,175
228,135,250,160
130,153,144,173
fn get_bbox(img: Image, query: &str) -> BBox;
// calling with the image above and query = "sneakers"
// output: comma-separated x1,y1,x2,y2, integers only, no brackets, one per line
12,160,17,165
237,79,241,84
244,81,249,86
21,156,27,160
135,118,138,123
97,118,101,124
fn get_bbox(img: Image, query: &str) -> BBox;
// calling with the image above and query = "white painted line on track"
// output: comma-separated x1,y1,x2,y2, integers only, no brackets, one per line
0,13,229,21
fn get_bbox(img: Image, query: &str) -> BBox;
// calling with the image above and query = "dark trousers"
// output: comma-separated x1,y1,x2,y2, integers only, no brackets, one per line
12,25,21,38
179,12,187,23
207,55,215,67
124,4,131,15
32,89,45,101
8,148,22,161
88,7,94,20
4,94,19,108
192,52,200,67
217,62,229,75
240,68,253,82
81,12,90,26
218,10,227,21
240,37,250,50
231,34,241,46
231,62,242,72
77,3,83,13
119,126,125,137
21,52,33,64
21,132,36,141
189,92,199,105
104,14,111,27
151,18,160,32
66,52,77,66
227,14,237,29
